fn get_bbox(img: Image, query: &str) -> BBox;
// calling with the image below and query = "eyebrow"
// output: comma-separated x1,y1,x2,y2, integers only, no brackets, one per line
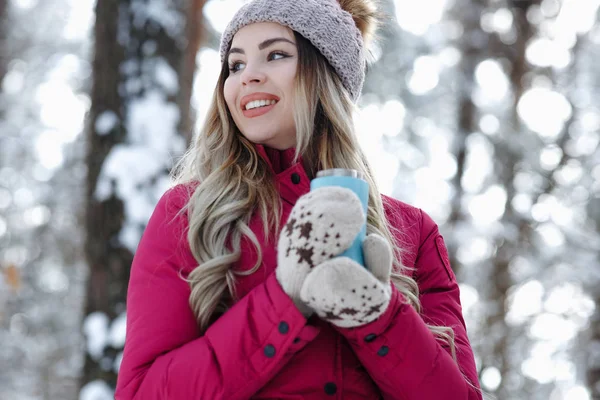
228,37,296,56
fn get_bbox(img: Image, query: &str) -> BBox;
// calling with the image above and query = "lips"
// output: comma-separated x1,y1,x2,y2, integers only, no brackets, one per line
240,92,280,119
240,92,280,110
242,102,277,118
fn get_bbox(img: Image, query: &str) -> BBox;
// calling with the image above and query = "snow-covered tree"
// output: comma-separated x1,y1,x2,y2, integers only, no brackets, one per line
81,0,201,395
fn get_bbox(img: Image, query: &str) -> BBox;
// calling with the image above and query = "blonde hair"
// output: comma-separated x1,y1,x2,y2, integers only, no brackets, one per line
172,31,456,359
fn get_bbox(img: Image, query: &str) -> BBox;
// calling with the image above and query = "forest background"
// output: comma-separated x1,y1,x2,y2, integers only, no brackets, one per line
0,0,599,399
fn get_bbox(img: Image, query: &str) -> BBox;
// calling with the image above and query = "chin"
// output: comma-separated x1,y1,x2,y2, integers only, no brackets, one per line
242,130,295,150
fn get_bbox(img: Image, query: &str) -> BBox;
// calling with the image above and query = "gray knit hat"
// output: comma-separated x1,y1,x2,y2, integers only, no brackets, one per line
219,0,367,102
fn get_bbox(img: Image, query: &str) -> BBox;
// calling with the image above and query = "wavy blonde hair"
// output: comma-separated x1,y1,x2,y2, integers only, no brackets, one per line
172,31,456,359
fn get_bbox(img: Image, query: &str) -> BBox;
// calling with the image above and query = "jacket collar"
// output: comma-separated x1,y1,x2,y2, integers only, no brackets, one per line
255,145,298,174
254,144,310,205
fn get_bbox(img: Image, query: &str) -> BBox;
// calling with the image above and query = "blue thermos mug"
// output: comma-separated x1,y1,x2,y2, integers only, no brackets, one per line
310,168,369,268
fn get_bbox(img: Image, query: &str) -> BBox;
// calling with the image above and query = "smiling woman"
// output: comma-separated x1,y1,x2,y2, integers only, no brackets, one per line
115,1,483,399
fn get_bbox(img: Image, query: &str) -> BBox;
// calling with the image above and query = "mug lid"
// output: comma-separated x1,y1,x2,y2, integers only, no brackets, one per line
316,168,365,180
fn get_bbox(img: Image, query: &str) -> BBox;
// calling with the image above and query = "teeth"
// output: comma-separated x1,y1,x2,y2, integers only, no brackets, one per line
245,99,277,110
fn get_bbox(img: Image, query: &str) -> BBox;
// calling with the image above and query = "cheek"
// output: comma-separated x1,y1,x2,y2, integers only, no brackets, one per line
223,80,237,112
284,68,298,101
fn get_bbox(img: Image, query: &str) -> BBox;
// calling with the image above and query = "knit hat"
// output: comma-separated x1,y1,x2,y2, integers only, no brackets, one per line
219,0,379,102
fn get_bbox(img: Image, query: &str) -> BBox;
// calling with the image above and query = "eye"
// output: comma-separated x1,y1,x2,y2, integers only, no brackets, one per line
228,51,291,74
228,60,245,74
269,51,290,61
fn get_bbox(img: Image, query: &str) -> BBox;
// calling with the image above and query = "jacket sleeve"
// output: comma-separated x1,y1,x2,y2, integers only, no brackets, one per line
115,186,320,400
335,209,482,400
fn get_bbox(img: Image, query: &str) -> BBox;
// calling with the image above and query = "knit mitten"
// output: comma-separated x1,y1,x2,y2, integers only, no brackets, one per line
300,233,393,328
276,187,365,317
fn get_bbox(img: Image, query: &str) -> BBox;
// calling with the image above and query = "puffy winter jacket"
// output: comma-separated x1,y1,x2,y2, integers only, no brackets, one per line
115,145,482,400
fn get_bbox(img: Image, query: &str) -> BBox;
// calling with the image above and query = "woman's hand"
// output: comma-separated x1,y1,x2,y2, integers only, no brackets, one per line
276,187,365,316
300,234,393,327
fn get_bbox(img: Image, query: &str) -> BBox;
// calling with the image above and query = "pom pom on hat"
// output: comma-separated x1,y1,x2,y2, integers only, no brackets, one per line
337,0,382,49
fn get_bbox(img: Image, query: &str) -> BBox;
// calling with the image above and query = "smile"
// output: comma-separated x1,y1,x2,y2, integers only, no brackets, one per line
242,101,278,118
245,99,278,110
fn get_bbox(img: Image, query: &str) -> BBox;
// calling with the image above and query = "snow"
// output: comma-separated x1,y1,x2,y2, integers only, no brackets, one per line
530,313,578,342
458,283,479,315
131,0,185,38
545,283,595,318
480,366,501,391
79,380,114,400
564,386,591,400
36,80,87,143
37,262,69,293
460,133,494,193
63,0,96,41
192,48,223,133
506,280,545,325
527,38,572,69
474,59,510,104
127,90,182,149
479,114,500,136
83,312,109,360
518,88,572,139
407,55,440,95
203,0,248,33
0,217,7,237
354,103,401,196
2,68,25,94
23,205,51,227
94,86,186,251
95,145,164,199
109,313,127,349
467,185,507,225
522,342,577,384
394,0,450,36
456,237,494,265
12,187,35,208
12,0,38,10
154,58,179,95
35,130,65,170
536,222,566,247
95,111,119,136
114,351,124,373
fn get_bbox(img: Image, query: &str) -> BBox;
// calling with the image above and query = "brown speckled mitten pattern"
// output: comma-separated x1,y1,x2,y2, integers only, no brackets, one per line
276,187,365,317
300,234,393,327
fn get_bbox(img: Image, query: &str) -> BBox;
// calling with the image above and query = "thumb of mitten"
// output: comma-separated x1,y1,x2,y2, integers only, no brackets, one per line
363,234,393,284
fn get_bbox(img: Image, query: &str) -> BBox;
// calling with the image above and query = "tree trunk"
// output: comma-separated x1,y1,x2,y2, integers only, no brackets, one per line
484,2,538,398
179,0,207,144
83,0,129,389
446,0,489,280
0,0,7,84
82,0,197,393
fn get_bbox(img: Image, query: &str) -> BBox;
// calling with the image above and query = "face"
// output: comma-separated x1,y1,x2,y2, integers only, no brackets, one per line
224,22,298,150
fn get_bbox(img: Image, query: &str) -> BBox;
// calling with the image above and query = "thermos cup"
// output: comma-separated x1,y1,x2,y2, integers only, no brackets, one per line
310,168,369,268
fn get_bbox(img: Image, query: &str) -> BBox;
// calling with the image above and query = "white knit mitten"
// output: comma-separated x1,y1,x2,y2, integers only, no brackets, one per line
276,187,365,316
300,234,393,328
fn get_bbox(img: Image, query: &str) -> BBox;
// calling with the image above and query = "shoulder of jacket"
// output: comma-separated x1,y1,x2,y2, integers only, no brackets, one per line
381,194,442,265
159,181,198,213
381,194,422,228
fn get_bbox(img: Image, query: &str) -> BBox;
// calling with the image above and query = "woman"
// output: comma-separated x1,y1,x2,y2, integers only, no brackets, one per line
115,0,483,399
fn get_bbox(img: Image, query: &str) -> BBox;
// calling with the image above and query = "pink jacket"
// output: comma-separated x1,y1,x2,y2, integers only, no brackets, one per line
115,146,482,400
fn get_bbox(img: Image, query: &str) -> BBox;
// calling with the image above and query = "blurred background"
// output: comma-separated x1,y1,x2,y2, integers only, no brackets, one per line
0,0,599,399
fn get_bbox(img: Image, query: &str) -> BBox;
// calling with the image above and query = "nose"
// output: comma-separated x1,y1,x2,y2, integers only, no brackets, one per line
240,64,266,86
